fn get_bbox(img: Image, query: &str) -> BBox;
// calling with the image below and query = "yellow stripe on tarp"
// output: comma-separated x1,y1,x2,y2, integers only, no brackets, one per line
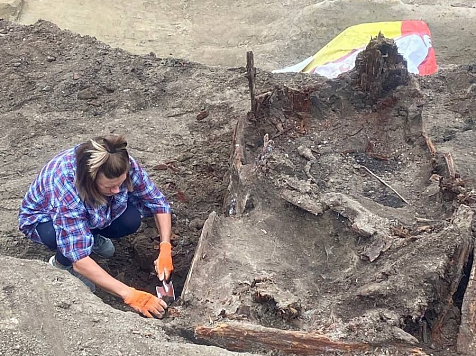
302,21,402,73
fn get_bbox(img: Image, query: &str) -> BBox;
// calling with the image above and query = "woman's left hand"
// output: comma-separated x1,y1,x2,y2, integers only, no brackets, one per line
154,241,173,281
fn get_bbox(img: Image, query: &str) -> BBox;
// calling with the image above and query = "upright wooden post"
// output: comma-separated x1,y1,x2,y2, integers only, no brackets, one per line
246,51,257,119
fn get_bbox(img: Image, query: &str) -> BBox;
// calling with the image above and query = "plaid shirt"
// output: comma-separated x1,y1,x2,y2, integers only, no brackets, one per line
18,147,171,262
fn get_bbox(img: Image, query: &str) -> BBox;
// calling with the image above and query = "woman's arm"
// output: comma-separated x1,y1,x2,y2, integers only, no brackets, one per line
73,256,167,318
73,256,130,298
154,212,172,244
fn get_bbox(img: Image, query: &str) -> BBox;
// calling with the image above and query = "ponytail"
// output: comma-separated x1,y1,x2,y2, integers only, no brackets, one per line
75,135,132,207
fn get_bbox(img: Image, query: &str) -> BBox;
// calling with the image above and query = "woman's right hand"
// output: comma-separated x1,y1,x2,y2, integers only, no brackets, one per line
124,287,168,318
72,257,167,317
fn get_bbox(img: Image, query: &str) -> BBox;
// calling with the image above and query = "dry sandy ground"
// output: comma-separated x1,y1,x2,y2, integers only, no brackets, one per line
3,0,476,70
0,256,259,356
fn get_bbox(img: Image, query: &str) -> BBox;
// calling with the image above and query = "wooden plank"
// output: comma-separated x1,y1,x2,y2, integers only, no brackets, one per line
195,322,369,354
432,206,474,347
457,242,476,354
246,51,257,118
430,221,472,344
181,211,217,302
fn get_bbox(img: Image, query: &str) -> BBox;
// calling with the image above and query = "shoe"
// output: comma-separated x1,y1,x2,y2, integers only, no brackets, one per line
48,255,58,267
92,235,115,259
48,255,96,292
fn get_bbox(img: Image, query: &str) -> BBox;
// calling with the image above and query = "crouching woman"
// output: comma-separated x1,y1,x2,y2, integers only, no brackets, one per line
18,135,173,318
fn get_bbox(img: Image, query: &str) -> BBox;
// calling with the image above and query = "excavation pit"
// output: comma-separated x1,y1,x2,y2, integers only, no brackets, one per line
1,20,476,356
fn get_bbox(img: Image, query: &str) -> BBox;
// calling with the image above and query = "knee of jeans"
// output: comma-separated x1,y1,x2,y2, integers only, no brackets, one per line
35,222,57,250
55,252,73,267
124,215,141,235
101,241,115,258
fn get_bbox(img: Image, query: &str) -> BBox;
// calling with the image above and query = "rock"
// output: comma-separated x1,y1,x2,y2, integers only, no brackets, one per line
77,87,98,100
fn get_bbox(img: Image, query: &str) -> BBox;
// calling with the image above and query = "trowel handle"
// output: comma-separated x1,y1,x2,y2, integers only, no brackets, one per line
158,271,173,284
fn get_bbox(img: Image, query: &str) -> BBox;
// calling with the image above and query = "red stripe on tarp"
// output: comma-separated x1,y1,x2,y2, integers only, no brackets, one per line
401,20,431,36
417,47,438,75
401,20,438,75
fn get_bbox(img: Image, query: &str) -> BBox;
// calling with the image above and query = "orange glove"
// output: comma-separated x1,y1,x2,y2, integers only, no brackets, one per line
124,288,167,318
155,241,174,281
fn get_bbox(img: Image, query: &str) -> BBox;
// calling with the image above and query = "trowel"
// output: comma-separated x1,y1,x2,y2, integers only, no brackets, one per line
156,278,175,305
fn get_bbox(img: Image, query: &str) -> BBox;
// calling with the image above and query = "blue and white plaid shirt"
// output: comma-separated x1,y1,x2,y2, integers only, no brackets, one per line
18,146,171,262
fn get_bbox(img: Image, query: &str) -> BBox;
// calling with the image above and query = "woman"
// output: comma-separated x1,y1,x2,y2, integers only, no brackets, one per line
18,135,172,318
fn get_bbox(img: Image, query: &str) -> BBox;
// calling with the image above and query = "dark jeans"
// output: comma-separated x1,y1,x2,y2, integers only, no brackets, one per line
36,204,141,266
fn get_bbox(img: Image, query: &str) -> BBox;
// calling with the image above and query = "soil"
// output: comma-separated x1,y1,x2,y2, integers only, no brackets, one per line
0,17,252,354
7,0,476,71
178,39,476,355
1,1,476,355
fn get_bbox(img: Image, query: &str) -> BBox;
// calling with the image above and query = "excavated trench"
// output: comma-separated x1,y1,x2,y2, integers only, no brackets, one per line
156,44,476,355
72,89,475,351
96,165,474,355
1,25,475,355
89,41,476,356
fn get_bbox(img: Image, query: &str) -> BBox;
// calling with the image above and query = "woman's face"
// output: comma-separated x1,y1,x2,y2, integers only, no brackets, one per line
96,172,127,196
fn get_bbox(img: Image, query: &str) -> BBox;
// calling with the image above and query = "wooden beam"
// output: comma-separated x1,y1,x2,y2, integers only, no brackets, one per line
195,322,369,354
457,241,476,354
181,211,217,302
431,229,472,344
246,51,257,118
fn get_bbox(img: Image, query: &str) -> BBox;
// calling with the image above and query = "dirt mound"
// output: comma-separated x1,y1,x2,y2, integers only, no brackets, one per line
0,256,257,356
5,0,476,72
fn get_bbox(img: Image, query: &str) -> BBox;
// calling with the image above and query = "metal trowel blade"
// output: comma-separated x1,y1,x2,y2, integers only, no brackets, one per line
156,279,175,303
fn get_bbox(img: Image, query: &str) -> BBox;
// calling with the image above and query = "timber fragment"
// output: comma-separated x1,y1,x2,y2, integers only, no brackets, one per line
225,103,255,216
181,211,217,302
281,189,323,216
246,51,257,120
431,205,474,346
195,322,370,354
455,205,476,355
353,32,409,99
321,192,391,261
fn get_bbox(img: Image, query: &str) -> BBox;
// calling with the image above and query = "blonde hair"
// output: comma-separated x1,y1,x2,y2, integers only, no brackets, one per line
75,135,133,207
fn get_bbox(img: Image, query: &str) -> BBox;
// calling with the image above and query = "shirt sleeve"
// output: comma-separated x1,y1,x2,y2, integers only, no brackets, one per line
128,156,171,216
51,174,93,262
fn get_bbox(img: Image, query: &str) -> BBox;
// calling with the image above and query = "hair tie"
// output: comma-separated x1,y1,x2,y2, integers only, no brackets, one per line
88,139,110,179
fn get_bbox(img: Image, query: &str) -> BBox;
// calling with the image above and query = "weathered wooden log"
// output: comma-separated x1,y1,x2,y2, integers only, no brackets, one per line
431,205,474,345
195,322,370,354
353,32,409,99
457,210,476,354
246,51,257,119
195,323,431,355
